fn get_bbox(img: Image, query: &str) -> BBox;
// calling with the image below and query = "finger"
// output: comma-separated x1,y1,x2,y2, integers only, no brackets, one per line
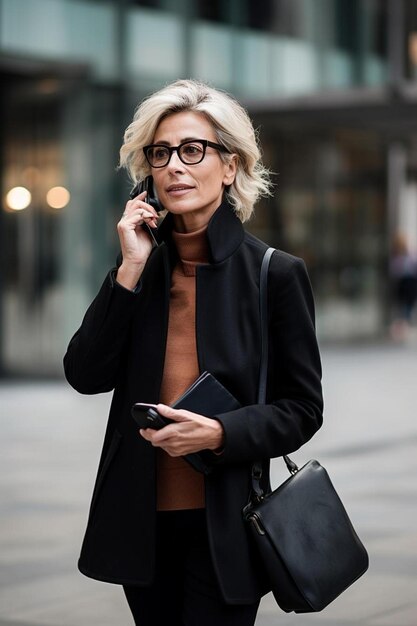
131,195,159,218
124,191,147,212
139,428,158,441
132,209,157,223
128,190,147,204
141,427,176,448
134,213,158,230
156,404,190,422
122,209,158,228
157,405,206,423
124,193,158,219
131,206,159,222
139,210,159,228
122,209,158,229
124,207,154,219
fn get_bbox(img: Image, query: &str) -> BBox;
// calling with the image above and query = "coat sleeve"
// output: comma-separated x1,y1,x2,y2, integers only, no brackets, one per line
214,254,323,465
63,269,140,394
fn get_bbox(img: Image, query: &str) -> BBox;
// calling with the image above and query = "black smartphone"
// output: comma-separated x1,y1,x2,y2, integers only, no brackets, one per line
129,175,162,245
131,402,173,430
129,175,162,209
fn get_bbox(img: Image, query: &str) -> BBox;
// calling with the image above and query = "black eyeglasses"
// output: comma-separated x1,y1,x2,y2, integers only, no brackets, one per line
143,139,228,168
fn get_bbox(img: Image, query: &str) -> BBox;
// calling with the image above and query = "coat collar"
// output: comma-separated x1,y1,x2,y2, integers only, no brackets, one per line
156,200,245,264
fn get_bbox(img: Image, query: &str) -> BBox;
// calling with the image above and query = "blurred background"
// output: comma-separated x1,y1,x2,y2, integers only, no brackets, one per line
1,0,417,377
1,2,417,625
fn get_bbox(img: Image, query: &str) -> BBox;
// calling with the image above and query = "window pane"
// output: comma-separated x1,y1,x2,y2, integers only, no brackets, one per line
126,8,184,78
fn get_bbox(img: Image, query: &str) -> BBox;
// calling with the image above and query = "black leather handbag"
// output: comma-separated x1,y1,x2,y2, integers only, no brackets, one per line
243,248,369,613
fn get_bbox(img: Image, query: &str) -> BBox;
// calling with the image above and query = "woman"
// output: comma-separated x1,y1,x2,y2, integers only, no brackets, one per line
64,79,323,626
390,231,417,339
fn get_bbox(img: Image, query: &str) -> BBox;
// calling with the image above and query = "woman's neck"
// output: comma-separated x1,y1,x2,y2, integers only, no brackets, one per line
172,203,219,233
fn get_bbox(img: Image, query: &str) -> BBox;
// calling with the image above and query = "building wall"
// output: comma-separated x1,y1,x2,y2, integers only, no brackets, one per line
0,0,416,375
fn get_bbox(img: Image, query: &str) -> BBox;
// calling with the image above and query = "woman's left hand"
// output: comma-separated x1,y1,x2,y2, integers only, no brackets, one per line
139,404,224,456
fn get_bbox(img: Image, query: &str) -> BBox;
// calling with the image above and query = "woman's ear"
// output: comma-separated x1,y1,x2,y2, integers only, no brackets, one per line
223,154,238,186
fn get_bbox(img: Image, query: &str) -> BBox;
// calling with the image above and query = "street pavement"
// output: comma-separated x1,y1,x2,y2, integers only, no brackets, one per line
0,342,416,626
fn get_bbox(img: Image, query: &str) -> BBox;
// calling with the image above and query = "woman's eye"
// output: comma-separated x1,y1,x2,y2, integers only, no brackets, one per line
154,147,169,159
183,144,203,155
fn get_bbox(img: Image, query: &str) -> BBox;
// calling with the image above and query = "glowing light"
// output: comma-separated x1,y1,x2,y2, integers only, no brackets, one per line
6,186,32,211
46,186,70,209
409,32,417,66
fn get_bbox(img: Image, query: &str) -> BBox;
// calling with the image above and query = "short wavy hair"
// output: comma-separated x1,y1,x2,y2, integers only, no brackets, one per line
119,79,272,222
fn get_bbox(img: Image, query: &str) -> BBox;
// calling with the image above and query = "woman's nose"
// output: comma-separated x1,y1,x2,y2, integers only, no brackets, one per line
167,149,185,172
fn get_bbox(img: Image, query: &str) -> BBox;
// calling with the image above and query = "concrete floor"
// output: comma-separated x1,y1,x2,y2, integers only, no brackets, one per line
0,342,416,625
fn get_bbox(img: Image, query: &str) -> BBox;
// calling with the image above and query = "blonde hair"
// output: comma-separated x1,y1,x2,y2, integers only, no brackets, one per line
119,79,272,222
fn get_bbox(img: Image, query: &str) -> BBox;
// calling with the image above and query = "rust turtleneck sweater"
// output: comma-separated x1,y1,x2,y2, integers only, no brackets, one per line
156,225,209,511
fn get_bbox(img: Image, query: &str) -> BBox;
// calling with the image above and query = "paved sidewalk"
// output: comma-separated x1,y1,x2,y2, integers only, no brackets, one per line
0,342,416,625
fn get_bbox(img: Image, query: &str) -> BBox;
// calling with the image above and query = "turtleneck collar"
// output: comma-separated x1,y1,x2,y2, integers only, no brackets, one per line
172,226,209,276
155,200,245,264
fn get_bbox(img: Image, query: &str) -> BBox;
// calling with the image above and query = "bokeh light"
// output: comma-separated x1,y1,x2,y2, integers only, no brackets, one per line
46,186,70,209
409,32,417,67
5,186,32,211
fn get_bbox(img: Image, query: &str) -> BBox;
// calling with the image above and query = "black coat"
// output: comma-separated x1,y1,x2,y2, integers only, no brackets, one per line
63,201,323,605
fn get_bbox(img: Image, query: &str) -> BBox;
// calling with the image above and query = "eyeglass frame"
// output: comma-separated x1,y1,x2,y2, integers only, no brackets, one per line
142,139,229,168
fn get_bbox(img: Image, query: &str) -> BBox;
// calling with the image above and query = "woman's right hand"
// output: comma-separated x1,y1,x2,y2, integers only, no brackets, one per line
116,191,159,290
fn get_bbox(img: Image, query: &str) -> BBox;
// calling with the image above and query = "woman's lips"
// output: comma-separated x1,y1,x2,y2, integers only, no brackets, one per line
166,185,194,196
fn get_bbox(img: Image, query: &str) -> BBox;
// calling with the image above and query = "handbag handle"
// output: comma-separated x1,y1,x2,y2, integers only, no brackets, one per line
252,248,298,498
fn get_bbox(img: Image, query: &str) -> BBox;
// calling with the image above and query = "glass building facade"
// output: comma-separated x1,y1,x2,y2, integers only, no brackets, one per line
1,0,417,375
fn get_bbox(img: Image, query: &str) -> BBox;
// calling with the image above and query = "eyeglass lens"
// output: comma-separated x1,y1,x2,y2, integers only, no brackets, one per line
147,141,205,167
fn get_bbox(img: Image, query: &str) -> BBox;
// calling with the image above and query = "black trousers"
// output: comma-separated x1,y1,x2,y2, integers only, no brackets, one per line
123,509,260,626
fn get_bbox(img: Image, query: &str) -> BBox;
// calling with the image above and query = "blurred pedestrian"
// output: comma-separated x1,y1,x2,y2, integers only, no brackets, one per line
63,79,323,626
390,232,417,340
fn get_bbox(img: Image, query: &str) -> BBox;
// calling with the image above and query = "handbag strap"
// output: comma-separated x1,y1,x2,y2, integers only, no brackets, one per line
257,247,275,405
251,248,298,500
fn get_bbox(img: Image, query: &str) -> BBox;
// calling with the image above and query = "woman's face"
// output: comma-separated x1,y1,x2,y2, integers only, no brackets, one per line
150,111,236,232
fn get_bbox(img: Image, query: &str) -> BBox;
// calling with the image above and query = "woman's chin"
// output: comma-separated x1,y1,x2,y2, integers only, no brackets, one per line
164,200,194,215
